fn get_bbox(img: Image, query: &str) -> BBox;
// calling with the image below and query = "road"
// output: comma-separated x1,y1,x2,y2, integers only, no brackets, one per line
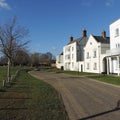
29,71,120,120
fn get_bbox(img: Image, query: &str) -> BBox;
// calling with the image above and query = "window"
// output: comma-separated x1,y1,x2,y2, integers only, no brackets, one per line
93,63,97,70
118,44,120,47
86,52,89,59
68,55,70,59
115,28,119,37
116,43,120,48
65,54,70,60
65,46,71,52
68,46,71,51
72,47,74,51
93,51,96,58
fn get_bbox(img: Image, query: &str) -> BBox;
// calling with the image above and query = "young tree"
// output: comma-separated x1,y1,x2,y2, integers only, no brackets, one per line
0,17,29,83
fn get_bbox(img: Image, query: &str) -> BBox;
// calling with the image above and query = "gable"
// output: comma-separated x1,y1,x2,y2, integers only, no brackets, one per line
84,35,98,50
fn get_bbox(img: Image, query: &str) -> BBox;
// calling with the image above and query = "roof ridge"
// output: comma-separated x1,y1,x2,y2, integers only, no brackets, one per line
92,35,110,44
67,36,88,45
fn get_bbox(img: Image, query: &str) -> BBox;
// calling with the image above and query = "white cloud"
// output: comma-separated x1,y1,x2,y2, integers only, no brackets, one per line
81,0,94,7
0,0,11,10
105,0,114,7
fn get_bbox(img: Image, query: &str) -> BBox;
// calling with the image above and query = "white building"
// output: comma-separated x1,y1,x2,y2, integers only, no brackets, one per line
56,52,63,69
84,31,110,73
63,29,88,71
106,19,120,75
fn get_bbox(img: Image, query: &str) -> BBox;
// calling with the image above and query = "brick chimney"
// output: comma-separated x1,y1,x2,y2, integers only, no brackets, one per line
82,29,87,37
70,36,73,42
102,30,106,38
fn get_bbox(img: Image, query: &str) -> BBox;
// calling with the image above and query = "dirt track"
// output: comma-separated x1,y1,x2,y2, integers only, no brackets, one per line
30,71,120,120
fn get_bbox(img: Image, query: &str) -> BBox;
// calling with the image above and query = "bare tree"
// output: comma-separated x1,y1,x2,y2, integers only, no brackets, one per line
0,17,29,83
0,55,7,66
30,52,40,67
13,49,30,66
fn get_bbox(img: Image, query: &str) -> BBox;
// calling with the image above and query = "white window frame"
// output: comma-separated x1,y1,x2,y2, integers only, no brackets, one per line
115,28,119,37
93,63,97,70
93,51,97,58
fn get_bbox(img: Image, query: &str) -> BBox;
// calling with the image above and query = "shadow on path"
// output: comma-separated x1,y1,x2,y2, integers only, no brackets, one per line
78,100,120,120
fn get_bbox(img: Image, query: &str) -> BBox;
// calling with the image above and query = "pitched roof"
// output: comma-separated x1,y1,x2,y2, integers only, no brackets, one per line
67,36,88,45
93,36,110,44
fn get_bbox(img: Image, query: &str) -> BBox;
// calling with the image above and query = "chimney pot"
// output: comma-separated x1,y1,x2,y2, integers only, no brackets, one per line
102,30,106,38
70,36,73,42
82,29,87,37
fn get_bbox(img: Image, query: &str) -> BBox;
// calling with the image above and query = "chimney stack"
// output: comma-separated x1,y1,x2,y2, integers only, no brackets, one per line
70,36,73,42
82,29,87,37
102,30,106,38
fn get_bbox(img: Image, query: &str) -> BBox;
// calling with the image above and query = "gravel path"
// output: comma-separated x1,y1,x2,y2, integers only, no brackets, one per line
29,71,120,120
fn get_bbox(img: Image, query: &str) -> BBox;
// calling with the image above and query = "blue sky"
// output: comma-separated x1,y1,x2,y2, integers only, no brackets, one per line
0,0,120,55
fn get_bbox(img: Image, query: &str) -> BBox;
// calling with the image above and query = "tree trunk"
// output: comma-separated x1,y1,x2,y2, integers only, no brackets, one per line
7,58,11,83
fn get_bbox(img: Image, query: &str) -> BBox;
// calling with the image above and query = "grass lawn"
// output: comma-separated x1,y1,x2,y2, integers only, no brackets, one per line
41,67,96,76
88,74,120,85
0,67,68,120
0,66,21,86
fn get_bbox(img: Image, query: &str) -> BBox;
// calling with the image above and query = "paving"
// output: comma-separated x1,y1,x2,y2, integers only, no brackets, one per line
30,71,120,120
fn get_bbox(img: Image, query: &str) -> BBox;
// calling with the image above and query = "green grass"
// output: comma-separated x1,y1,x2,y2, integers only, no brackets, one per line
63,70,120,85
0,66,21,86
61,70,96,76
0,67,68,120
88,74,120,85
40,67,96,76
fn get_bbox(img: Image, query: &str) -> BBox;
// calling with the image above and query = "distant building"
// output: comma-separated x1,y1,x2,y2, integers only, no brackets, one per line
106,19,120,75
63,29,88,71
84,31,110,73
56,52,63,69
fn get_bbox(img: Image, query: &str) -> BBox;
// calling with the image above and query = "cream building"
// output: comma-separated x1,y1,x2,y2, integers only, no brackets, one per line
56,52,63,69
106,19,120,75
63,30,88,71
84,31,110,73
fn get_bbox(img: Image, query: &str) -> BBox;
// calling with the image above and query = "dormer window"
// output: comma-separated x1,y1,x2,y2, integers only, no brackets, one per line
115,28,119,37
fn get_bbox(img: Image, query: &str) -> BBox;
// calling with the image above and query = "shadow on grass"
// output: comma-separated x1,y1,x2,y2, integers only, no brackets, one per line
0,107,28,110
0,89,6,92
78,100,120,120
0,97,32,99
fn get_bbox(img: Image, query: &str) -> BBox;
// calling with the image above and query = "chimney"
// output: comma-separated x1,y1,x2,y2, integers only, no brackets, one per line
70,36,73,42
102,30,106,38
82,29,87,37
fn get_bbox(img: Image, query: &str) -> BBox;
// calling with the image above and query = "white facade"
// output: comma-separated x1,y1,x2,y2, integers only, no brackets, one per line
56,54,63,69
63,42,78,71
63,30,88,71
84,34,110,73
106,19,120,75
